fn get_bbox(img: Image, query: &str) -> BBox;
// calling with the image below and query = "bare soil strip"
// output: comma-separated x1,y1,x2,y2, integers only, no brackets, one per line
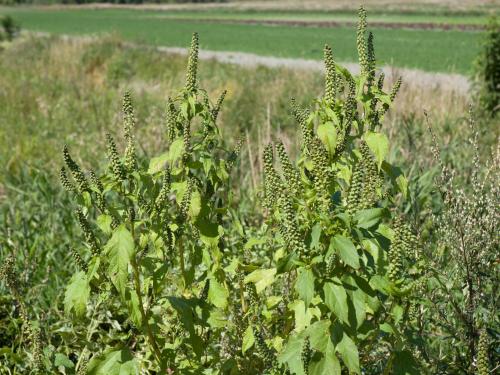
157,17,486,31
48,33,471,94
154,45,470,93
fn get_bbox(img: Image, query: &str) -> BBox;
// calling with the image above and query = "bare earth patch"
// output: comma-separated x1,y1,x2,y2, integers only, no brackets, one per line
155,45,470,94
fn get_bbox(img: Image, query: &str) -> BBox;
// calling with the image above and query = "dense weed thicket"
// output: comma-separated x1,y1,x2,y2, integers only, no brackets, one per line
0,15,19,41
0,8,498,375
474,15,500,118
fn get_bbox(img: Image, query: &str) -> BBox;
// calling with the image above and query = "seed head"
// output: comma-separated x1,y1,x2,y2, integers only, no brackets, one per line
301,337,312,375
70,248,88,273
377,72,385,90
275,140,301,194
89,170,103,193
212,89,227,122
76,208,100,256
367,32,376,89
388,217,405,285
122,91,137,171
105,134,126,180
154,168,171,214
165,97,177,141
476,330,490,375
263,144,282,209
60,167,76,193
185,32,199,93
291,98,313,148
228,136,244,170
357,6,368,75
324,44,338,103
308,137,331,211
182,121,191,164
63,145,89,193
346,160,364,214
390,76,402,102
30,326,44,372
254,328,275,369
359,141,380,208
278,192,307,257
326,253,338,275
179,178,194,222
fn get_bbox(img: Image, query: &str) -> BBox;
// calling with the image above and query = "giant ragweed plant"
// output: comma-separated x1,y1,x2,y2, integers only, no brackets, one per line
235,7,421,375
61,33,244,373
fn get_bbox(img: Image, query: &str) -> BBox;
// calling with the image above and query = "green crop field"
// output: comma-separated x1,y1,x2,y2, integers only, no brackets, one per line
0,8,486,73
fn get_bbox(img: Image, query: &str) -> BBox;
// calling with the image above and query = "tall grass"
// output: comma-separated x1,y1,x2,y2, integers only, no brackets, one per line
0,34,473,183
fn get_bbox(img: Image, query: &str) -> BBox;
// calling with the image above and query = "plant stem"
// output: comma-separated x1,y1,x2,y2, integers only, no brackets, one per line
131,255,163,366
179,240,185,278
130,218,163,367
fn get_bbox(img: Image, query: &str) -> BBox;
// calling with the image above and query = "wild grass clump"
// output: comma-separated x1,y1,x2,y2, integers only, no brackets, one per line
414,113,499,373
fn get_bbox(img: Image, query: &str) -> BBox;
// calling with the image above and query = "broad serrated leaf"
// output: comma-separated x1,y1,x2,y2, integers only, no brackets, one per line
306,320,331,353
189,190,201,218
317,122,338,155
87,347,138,375
310,223,322,249
336,333,360,374
396,174,408,199
96,214,112,234
64,271,90,318
148,152,169,174
331,235,359,269
242,326,255,354
54,353,75,368
104,225,135,299
323,281,348,324
244,268,276,293
278,332,306,375
295,267,315,308
244,237,266,250
208,277,229,308
363,131,389,170
354,208,386,229
309,344,341,375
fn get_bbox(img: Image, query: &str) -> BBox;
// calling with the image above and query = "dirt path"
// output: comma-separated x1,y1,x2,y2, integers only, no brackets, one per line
155,45,471,94
46,33,470,94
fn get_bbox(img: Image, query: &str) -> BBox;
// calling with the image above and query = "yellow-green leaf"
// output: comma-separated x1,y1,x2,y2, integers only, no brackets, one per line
104,225,135,299
64,271,90,318
244,268,276,293
363,131,389,170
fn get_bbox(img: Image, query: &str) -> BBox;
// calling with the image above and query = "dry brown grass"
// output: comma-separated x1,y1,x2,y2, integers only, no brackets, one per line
1,35,470,187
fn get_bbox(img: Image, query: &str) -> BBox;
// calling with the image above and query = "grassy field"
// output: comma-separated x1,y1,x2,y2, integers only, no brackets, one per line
0,7,487,73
